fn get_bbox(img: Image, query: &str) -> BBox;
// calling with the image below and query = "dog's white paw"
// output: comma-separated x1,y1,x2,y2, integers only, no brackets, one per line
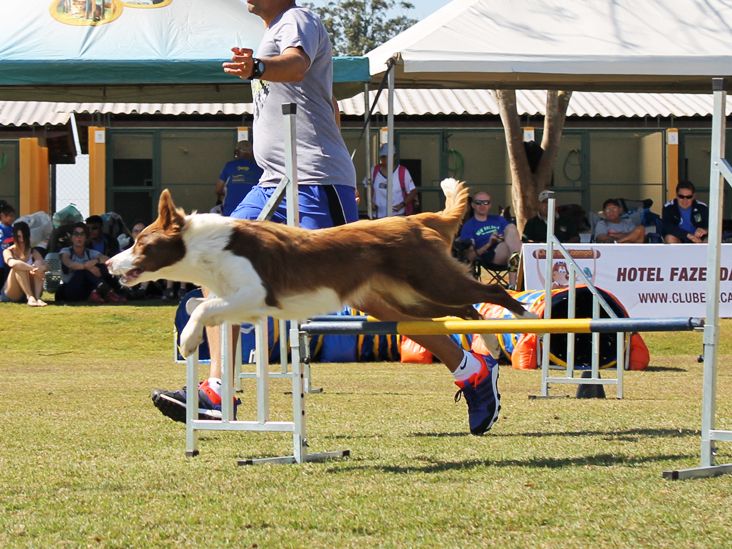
185,297,206,316
179,322,204,358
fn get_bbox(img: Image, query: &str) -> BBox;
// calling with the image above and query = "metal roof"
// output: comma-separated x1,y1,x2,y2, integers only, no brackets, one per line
0,101,72,127
1,90,730,127
338,89,731,118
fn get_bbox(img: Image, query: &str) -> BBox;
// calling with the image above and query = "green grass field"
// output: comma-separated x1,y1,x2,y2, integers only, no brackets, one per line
2,302,731,547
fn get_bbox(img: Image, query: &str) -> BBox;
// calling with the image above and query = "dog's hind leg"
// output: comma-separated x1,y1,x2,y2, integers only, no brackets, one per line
404,261,532,319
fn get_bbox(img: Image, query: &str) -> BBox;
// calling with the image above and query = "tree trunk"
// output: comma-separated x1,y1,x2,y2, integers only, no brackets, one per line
494,89,573,233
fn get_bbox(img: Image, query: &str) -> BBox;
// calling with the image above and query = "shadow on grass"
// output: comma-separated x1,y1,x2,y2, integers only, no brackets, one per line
406,427,698,440
644,366,688,372
328,452,696,474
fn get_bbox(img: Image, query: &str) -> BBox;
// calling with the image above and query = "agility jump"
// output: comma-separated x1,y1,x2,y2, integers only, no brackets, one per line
300,317,703,336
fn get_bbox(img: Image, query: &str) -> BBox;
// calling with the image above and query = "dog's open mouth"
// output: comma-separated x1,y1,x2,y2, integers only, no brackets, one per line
122,268,144,285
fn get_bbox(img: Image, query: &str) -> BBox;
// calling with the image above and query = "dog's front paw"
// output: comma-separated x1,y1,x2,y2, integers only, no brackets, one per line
479,333,502,359
185,297,206,316
518,309,539,319
179,322,204,358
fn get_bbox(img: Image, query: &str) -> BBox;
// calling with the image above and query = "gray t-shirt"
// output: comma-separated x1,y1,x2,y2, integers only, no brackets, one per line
594,218,638,238
59,246,102,283
251,7,356,188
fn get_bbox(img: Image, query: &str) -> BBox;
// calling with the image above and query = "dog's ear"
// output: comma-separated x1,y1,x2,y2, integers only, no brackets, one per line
158,189,185,230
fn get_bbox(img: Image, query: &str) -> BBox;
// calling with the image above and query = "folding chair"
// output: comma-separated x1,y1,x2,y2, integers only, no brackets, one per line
474,251,521,289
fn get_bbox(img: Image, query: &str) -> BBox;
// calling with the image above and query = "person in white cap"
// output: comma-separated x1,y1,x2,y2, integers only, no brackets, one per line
522,190,580,243
369,144,418,218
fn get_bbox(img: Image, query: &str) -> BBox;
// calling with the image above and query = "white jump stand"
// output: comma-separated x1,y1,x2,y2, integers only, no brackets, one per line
531,193,626,399
185,324,349,465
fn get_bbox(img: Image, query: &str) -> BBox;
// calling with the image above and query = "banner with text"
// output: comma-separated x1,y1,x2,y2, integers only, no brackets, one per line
522,243,732,318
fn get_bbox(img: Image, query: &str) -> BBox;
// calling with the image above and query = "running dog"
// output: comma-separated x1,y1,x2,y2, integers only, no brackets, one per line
107,179,532,357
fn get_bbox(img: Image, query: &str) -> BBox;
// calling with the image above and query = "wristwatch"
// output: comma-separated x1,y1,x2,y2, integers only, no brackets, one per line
251,58,265,79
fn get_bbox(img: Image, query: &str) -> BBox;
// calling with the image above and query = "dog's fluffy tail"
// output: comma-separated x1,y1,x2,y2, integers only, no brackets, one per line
440,178,469,222
421,178,469,244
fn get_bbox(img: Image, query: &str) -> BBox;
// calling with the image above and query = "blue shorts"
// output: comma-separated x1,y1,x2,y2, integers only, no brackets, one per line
230,184,358,229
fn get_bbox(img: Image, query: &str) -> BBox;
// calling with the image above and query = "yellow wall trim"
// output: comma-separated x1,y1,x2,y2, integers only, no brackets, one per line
88,127,107,214
18,138,49,215
666,128,679,199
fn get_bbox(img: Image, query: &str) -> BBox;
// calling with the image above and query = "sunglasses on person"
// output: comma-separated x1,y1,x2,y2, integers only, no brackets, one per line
473,199,491,206
677,193,694,199
72,230,86,237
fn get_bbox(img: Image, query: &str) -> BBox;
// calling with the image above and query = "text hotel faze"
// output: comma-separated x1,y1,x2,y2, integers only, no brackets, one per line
616,266,732,282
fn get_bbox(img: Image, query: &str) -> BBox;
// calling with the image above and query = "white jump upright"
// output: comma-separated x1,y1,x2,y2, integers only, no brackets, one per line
537,192,626,398
185,104,348,465
665,78,732,480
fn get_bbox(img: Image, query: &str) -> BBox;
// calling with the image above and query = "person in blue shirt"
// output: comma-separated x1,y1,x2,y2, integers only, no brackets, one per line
458,191,522,285
0,201,17,288
662,180,709,243
216,141,264,216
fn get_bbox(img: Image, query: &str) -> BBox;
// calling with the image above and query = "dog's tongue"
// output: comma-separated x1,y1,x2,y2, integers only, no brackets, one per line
125,268,143,282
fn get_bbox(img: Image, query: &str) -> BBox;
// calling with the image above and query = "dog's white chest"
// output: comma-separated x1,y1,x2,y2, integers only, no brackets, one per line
274,288,344,318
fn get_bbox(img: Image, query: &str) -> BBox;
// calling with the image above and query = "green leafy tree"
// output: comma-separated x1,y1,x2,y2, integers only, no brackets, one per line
305,0,416,55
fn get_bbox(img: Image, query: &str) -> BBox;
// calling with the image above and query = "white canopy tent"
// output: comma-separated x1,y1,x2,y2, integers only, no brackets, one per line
368,0,732,92
364,0,732,479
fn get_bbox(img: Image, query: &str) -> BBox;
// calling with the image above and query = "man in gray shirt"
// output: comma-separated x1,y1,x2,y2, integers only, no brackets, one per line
594,199,645,243
153,0,360,424
153,1,505,439
224,0,358,226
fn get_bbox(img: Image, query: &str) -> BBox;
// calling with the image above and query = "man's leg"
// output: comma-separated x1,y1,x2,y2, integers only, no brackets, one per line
361,298,501,435
152,186,280,422
492,224,522,286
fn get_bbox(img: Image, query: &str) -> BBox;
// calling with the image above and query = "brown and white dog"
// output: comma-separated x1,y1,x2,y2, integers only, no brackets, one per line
107,179,531,357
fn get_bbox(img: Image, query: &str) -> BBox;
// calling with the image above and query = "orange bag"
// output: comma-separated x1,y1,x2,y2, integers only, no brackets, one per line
628,332,650,370
511,333,539,370
400,337,433,363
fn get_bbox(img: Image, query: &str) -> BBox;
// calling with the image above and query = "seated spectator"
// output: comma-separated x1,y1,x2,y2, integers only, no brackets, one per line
0,201,17,288
458,191,522,286
594,199,645,243
125,221,154,300
56,222,126,304
163,280,194,301
663,180,709,243
522,190,581,243
1,221,48,306
85,215,120,257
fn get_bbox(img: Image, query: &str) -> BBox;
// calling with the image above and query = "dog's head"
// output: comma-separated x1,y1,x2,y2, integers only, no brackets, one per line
107,190,187,286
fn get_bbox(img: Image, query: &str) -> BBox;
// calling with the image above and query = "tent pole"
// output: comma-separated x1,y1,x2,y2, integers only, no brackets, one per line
364,83,372,218
664,77,732,480
386,60,395,217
